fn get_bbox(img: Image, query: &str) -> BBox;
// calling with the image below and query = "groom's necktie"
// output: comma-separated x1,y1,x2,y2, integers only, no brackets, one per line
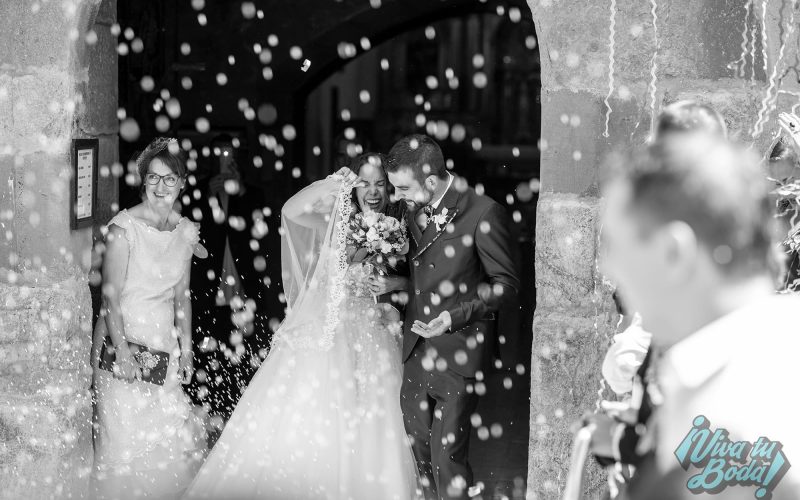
416,205,434,231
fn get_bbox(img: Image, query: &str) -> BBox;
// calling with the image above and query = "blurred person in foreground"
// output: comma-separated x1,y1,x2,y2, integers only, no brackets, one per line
586,101,729,482
599,132,800,499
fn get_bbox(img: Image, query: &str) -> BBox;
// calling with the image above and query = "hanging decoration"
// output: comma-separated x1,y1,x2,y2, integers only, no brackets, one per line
603,0,617,138
647,0,660,135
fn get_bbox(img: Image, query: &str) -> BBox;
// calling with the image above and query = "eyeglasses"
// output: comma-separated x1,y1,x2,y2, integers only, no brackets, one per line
145,173,182,187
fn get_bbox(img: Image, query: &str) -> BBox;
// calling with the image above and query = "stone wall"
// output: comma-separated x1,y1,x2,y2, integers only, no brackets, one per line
0,273,93,498
524,0,791,497
0,0,117,498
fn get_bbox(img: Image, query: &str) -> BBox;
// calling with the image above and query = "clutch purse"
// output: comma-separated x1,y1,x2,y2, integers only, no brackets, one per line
99,336,170,385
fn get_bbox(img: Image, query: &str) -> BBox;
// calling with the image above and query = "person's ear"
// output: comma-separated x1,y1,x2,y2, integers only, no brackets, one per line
661,220,699,282
425,175,438,190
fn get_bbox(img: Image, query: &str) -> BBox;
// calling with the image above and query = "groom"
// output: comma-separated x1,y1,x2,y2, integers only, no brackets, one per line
385,134,520,499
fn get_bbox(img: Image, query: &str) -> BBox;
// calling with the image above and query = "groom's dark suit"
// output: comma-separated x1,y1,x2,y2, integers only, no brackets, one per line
400,177,519,499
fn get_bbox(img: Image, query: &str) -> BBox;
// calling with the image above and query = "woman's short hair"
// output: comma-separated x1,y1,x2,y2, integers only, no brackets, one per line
136,142,187,197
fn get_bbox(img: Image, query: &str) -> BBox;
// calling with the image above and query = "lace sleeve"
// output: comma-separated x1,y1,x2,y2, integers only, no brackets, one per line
319,184,353,350
107,211,135,249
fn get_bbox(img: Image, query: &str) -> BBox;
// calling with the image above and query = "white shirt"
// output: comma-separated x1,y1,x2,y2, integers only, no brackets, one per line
655,294,800,496
429,173,454,211
602,313,652,395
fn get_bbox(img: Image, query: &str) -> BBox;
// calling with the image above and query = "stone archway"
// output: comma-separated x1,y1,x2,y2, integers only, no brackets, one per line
0,0,119,497
524,0,778,497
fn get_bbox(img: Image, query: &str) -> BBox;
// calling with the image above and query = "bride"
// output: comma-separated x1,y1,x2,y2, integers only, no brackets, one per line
184,154,421,499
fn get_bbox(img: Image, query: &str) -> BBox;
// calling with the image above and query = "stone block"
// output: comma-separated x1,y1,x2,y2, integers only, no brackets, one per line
0,73,13,147
9,68,73,156
95,0,116,26
1,364,90,399
0,309,40,343
0,0,105,71
77,23,118,137
528,307,616,500
0,1,73,69
0,274,92,499
0,394,93,499
527,0,761,95
10,151,77,274
0,275,92,390
0,154,16,273
534,193,601,309
540,88,654,195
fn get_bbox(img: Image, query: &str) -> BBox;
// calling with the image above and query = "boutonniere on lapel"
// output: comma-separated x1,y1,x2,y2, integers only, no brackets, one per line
430,208,450,232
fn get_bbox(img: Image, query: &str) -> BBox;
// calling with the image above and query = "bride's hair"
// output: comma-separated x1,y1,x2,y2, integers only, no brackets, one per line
349,152,386,207
348,152,407,222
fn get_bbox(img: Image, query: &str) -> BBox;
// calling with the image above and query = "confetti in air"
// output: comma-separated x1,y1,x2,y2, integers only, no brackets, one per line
301,59,311,72
603,0,617,138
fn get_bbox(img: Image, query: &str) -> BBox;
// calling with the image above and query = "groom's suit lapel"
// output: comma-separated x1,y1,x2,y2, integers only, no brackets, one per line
408,212,423,247
412,185,461,260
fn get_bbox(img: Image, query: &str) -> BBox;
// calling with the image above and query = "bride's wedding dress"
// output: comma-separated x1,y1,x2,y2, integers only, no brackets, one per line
184,178,420,499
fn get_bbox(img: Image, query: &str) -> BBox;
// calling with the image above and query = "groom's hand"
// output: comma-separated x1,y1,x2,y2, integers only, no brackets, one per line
411,311,451,338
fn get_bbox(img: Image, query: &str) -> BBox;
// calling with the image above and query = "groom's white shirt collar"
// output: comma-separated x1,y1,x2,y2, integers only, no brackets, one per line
429,173,454,211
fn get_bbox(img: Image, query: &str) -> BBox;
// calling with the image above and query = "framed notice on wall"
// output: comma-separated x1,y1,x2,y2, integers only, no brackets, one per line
71,139,98,230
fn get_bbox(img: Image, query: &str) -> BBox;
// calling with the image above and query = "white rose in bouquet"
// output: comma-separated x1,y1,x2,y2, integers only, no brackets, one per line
366,227,379,242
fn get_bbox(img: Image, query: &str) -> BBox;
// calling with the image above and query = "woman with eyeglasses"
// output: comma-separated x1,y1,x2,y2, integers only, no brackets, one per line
91,137,206,499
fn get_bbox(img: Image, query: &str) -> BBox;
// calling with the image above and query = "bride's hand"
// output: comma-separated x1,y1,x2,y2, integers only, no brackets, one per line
329,167,355,181
328,167,366,189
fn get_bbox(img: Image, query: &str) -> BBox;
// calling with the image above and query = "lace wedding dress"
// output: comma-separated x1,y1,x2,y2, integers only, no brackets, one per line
183,179,420,499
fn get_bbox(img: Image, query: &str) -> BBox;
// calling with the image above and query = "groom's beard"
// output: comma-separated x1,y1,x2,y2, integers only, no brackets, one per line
407,188,435,212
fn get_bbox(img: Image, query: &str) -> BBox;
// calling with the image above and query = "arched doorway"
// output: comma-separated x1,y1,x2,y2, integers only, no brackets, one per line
114,0,541,495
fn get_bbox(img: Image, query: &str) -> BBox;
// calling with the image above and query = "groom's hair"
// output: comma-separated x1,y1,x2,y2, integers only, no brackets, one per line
654,100,727,141
385,134,448,182
607,132,776,278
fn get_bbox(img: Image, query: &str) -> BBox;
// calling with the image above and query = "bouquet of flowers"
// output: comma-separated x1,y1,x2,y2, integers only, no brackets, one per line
346,211,409,274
